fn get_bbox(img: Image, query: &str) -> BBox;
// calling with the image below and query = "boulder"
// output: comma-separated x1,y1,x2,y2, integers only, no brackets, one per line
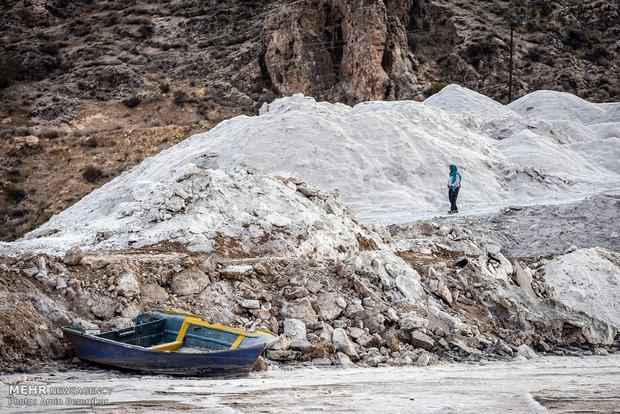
357,333,382,348
253,261,277,277
451,338,482,356
239,299,261,309
427,306,463,333
201,254,217,273
34,256,47,273
348,327,365,340
116,273,140,298
410,331,435,351
415,352,430,366
265,349,300,361
398,312,428,330
173,163,201,182
384,331,400,352
427,279,453,304
251,356,269,371
309,344,330,359
12,135,39,149
170,268,209,296
22,266,39,277
516,344,537,359
141,283,169,306
220,264,253,280
283,318,311,349
581,322,616,346
91,297,115,319
395,275,424,303
269,336,291,351
317,292,345,321
318,323,334,344
312,357,333,366
281,297,318,326
513,261,536,297
359,309,386,335
332,328,358,358
63,246,84,266
332,352,356,367
121,304,140,320
284,286,308,300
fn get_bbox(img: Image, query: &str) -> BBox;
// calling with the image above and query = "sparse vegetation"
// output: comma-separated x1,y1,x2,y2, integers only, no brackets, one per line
39,128,61,139
80,137,99,148
155,40,172,50
0,127,31,139
173,90,188,105
0,57,21,88
138,24,153,38
159,82,170,93
3,183,26,204
584,45,610,63
122,95,141,108
82,165,104,183
431,82,450,94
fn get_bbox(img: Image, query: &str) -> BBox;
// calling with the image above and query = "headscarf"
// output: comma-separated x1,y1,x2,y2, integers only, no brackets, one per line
449,164,462,186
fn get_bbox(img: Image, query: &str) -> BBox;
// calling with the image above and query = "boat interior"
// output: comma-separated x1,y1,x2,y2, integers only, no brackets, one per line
67,311,276,353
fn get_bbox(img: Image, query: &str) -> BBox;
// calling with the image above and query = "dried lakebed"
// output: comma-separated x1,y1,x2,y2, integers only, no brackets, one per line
2,355,619,413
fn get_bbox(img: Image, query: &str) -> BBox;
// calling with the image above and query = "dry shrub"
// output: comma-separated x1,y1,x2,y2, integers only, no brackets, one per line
82,165,103,183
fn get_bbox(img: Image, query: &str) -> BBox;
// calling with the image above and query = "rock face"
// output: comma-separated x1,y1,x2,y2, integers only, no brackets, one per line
263,0,418,103
0,0,616,130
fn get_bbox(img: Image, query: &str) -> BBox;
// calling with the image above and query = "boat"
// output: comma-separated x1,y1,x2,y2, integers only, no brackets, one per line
62,310,278,376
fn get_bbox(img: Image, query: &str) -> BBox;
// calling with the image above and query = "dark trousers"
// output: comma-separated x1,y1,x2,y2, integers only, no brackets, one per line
449,187,459,211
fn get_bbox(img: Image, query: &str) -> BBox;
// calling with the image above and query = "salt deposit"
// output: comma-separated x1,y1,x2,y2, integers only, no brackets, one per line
424,84,520,120
2,86,619,259
507,90,608,124
543,248,620,330
0,167,384,258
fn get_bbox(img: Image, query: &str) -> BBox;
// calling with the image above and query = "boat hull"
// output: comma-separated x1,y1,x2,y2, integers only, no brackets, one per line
63,329,266,376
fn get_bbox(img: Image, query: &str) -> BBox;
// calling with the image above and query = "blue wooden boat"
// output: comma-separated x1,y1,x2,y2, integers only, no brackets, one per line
62,310,278,376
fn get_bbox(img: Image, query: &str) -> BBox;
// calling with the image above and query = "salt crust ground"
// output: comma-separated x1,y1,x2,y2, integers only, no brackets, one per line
2,355,619,413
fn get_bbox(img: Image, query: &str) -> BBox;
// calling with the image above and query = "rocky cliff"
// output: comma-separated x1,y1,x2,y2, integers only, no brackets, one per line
1,0,618,118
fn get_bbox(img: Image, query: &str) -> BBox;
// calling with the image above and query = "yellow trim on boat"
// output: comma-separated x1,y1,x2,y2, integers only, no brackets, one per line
156,310,268,337
230,334,246,350
148,311,276,351
148,340,183,351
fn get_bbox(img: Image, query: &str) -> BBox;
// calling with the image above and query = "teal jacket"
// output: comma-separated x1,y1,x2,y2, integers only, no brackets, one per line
448,164,462,190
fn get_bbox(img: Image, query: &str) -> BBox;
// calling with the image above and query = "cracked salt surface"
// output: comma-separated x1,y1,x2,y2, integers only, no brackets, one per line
2,356,619,413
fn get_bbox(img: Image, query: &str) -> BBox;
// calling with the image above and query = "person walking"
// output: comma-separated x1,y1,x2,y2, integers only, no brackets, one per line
447,164,461,213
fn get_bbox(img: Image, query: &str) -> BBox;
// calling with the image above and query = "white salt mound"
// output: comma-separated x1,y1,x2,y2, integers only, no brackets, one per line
588,122,620,140
424,84,517,119
0,167,383,257
424,84,519,120
1,85,618,257
543,248,620,330
494,130,599,179
595,103,620,124
508,90,607,124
